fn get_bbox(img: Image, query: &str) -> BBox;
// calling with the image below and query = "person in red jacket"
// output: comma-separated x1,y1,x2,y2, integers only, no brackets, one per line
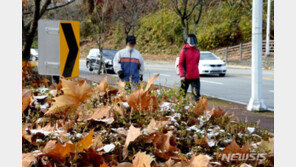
178,34,201,102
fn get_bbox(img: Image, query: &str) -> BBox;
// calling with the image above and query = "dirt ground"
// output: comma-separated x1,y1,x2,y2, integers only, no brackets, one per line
78,73,274,132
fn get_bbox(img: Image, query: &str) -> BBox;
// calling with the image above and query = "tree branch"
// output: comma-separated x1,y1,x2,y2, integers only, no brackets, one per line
23,0,76,15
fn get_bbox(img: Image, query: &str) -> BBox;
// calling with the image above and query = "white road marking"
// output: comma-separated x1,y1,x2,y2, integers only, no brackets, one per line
269,90,274,93
200,80,223,85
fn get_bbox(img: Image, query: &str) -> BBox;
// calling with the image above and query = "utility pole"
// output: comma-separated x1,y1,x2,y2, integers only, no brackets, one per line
265,0,271,57
247,0,267,111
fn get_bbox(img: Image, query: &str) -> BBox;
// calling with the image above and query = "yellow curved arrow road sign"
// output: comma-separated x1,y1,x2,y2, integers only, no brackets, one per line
59,21,80,78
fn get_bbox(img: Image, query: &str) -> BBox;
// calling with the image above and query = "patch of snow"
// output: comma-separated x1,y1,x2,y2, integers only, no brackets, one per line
33,95,47,100
159,102,171,108
185,152,193,156
36,118,44,124
76,133,83,138
40,102,49,109
238,133,243,138
36,139,43,143
97,143,115,153
122,102,129,108
187,125,199,132
252,134,262,139
29,129,64,137
247,127,256,134
207,139,216,147
173,113,181,119
211,162,221,165
224,138,232,143
98,118,114,124
156,89,161,95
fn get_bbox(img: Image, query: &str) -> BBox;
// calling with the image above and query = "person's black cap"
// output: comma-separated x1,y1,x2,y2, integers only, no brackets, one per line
187,34,198,45
126,35,136,45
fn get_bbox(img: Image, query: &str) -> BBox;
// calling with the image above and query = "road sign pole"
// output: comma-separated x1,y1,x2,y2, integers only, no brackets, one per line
247,0,267,111
265,0,271,57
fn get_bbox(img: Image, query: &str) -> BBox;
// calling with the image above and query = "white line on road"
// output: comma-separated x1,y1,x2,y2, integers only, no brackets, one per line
200,80,223,85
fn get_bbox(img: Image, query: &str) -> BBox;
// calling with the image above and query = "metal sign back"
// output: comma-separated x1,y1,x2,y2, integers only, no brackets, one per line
37,20,80,78
38,20,60,76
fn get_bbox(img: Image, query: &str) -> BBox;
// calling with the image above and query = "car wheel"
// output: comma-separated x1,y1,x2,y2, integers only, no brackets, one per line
86,61,89,68
219,73,226,77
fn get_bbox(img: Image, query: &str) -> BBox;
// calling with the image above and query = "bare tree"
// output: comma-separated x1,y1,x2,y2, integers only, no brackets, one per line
22,0,76,61
84,0,113,74
115,0,158,36
170,0,204,42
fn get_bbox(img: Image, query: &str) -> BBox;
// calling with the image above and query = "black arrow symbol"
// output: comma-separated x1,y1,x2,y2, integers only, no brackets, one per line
61,23,78,78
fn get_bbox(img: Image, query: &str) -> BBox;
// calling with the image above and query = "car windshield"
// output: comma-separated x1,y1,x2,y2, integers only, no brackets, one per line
102,50,117,58
200,53,219,60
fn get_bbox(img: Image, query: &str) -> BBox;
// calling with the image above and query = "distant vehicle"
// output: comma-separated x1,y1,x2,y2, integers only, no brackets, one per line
30,48,38,61
86,49,118,73
175,51,227,77
23,48,38,68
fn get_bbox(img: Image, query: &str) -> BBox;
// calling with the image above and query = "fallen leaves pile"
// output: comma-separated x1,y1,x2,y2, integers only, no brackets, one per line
22,72,274,166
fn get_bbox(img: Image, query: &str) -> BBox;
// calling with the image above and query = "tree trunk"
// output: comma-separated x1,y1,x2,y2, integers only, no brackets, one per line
22,0,41,61
22,0,51,61
181,18,188,42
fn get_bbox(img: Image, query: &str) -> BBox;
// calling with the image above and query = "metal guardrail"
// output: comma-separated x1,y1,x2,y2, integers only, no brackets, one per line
211,40,274,62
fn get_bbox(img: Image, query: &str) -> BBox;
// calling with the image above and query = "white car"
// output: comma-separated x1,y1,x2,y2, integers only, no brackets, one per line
86,48,117,73
175,51,227,77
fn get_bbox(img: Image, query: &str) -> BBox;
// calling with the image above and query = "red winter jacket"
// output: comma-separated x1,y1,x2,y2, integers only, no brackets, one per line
178,44,200,79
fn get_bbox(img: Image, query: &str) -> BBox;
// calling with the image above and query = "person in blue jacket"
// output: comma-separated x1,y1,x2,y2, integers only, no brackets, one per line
113,35,145,83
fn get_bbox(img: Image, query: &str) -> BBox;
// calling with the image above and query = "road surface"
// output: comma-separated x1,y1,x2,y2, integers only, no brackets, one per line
79,60,274,110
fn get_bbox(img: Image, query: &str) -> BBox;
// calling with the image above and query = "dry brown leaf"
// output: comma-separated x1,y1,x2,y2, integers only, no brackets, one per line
22,153,37,167
240,163,252,167
22,89,31,112
44,130,94,161
44,142,75,161
76,129,95,152
117,162,133,167
113,103,126,116
194,98,207,116
164,158,174,167
123,124,141,159
145,73,159,91
22,124,33,144
126,87,151,110
88,106,112,121
91,135,104,150
132,151,155,167
118,80,126,91
222,138,250,155
153,131,180,161
258,138,274,154
43,140,57,153
209,107,226,118
124,124,141,148
194,132,216,147
189,154,210,167
45,79,93,116
145,118,169,134
96,76,108,92
126,74,159,110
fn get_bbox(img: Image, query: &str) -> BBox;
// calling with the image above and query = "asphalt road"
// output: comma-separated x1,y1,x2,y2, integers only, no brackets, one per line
79,60,274,110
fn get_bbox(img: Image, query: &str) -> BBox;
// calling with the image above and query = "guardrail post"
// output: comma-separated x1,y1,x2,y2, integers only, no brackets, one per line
240,43,243,61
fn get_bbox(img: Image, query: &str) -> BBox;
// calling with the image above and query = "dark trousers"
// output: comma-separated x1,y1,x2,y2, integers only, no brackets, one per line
180,78,200,102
